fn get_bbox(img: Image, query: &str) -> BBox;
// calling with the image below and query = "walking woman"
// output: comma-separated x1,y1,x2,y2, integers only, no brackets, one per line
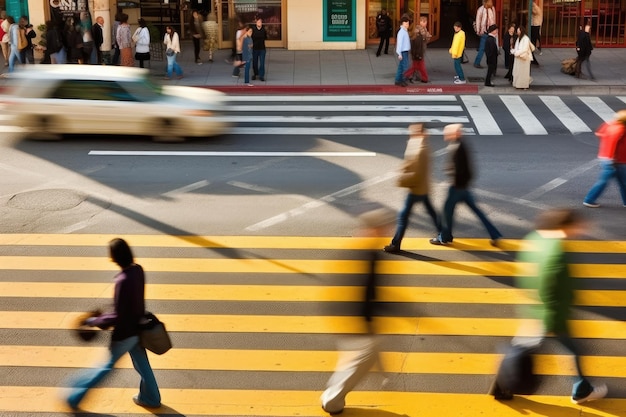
511,25,534,89
116,13,134,67
163,25,183,80
66,238,161,410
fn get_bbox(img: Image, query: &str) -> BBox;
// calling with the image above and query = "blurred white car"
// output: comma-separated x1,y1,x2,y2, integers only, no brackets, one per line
2,65,230,141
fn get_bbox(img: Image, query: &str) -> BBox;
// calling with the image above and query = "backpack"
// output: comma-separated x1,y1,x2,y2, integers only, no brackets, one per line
376,16,388,33
492,344,539,399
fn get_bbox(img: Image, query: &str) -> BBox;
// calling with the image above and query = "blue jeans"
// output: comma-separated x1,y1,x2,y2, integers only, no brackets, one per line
438,186,502,242
474,33,488,65
166,53,183,78
546,332,593,400
453,57,465,80
67,335,160,408
391,193,441,247
584,160,626,205
8,46,21,72
395,51,409,83
253,49,266,78
244,60,251,83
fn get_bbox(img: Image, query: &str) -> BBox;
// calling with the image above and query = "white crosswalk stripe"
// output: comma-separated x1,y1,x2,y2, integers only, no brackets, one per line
539,96,592,134
500,95,548,135
459,95,502,135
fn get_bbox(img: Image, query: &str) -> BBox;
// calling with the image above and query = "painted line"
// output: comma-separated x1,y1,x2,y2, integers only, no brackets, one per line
2,312,623,339
226,94,460,102
4,388,623,416
88,150,377,157
473,188,551,211
232,104,464,112
460,95,502,135
584,96,617,122
228,127,476,136
162,180,210,197
246,171,397,231
499,95,548,135
539,96,592,134
521,159,599,200
220,115,470,123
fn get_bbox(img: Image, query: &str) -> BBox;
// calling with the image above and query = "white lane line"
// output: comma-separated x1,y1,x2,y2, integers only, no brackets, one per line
220,115,470,124
246,171,398,232
499,95,548,135
228,127,476,136
89,151,377,157
521,159,599,200
227,181,281,194
539,96,591,134
584,97,616,122
473,188,551,210
233,105,464,112
618,97,626,106
162,180,210,197
460,95,502,136
226,95,459,102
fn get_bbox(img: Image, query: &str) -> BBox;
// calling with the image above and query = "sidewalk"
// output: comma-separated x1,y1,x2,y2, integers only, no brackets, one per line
167,41,626,95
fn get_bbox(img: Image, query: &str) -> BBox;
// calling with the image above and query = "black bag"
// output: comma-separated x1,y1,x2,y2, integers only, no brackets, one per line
139,312,172,355
491,344,539,399
135,51,150,61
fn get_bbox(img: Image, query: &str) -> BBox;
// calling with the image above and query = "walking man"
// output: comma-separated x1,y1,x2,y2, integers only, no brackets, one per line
375,9,392,57
92,16,104,64
385,123,440,253
474,0,496,68
583,110,626,208
394,16,411,87
449,22,467,84
429,123,502,246
484,24,498,86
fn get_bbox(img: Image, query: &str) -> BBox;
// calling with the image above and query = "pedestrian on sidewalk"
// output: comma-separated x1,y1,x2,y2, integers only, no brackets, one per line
583,110,626,208
241,25,253,86
403,16,431,83
0,11,8,67
531,0,543,59
92,16,104,64
202,12,219,62
7,17,22,72
394,16,411,87
251,17,267,81
430,123,502,246
232,22,246,78
375,9,392,57
503,23,517,81
514,208,607,404
133,19,150,69
111,13,121,65
66,238,161,410
484,24,498,87
473,0,496,68
189,10,204,64
449,22,467,84
384,124,440,253
117,14,134,67
575,24,594,80
511,26,534,89
321,208,393,415
163,25,183,80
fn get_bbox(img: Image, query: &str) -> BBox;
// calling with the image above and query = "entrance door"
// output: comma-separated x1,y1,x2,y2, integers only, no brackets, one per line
367,0,439,43
218,0,285,50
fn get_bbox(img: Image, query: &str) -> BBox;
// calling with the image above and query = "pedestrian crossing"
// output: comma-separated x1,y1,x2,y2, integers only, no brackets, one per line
222,94,626,137
1,234,626,416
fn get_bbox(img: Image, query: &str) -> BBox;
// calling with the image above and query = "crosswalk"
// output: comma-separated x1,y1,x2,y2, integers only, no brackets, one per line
1,234,626,416
223,95,626,137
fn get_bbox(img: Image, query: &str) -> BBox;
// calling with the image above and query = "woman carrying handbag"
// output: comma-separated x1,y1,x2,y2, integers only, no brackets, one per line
163,25,183,80
134,18,151,68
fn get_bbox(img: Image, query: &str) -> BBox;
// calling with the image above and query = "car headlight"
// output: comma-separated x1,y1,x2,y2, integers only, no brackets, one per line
184,109,214,117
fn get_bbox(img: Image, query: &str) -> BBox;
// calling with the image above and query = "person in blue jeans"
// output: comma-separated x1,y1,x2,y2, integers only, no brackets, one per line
251,17,267,81
7,17,21,73
429,123,502,246
163,25,183,80
241,25,253,86
473,0,496,68
394,16,411,87
66,238,160,410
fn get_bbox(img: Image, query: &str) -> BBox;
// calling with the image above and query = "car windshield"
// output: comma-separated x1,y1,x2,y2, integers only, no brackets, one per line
47,77,163,102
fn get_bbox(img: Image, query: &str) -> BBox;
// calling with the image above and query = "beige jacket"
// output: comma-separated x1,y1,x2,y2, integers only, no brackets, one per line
398,135,431,195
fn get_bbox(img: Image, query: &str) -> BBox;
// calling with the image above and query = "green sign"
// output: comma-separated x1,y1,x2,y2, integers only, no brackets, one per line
323,0,356,42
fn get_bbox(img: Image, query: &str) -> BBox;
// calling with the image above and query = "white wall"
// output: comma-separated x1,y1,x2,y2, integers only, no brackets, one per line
286,0,365,50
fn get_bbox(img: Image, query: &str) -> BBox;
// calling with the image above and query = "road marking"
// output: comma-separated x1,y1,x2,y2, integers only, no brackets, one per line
162,180,210,197
226,94,460,102
228,127,476,136
499,95,548,135
89,150,377,157
521,159,598,200
234,104,464,112
539,96,591,134
584,96,616,122
246,171,397,231
460,95,502,135
220,115,470,123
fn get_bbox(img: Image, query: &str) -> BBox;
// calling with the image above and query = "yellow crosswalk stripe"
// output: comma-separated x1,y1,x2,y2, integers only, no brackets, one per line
0,387,624,416
2,345,625,377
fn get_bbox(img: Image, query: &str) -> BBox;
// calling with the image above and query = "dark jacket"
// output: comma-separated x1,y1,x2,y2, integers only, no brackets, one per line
376,13,392,37
251,25,267,50
92,22,103,48
445,139,473,189
576,30,593,58
410,31,425,61
485,34,498,65
91,264,146,341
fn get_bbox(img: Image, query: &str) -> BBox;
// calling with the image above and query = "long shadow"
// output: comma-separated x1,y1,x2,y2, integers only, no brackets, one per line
71,403,185,416
340,408,409,417
498,395,616,417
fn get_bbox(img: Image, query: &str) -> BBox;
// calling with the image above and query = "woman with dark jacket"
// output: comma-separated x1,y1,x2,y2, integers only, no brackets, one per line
575,24,594,79
66,238,161,410
503,23,517,81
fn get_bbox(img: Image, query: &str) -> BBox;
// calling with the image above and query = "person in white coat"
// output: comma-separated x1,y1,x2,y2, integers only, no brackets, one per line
133,18,150,68
511,25,534,89
163,25,183,80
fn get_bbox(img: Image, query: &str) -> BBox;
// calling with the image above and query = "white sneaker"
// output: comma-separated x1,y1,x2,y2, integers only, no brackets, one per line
572,384,607,404
454,79,467,84
583,202,600,208
454,75,459,80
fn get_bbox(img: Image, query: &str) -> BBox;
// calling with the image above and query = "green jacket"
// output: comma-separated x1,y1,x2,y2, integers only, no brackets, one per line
516,231,574,334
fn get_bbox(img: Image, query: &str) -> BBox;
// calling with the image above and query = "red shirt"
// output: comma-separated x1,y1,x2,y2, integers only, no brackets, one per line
595,120,625,160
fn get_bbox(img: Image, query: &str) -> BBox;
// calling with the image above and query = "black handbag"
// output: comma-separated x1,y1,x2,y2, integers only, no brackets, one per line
139,312,172,355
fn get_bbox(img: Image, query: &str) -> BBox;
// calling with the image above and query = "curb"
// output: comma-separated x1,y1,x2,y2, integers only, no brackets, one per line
208,84,480,95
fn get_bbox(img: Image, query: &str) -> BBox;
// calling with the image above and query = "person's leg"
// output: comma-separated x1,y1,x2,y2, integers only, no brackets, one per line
0,42,8,65
463,190,503,240
423,195,441,232
454,57,465,80
416,58,428,82
193,37,200,61
173,57,183,76
438,186,462,242
584,160,616,205
252,50,259,77
583,56,594,79
384,35,390,54
390,193,418,248
376,35,384,56
128,342,161,406
67,336,137,408
165,54,174,78
8,46,21,72
232,53,242,76
403,60,417,80
244,60,251,83
474,33,487,66
259,49,266,79
613,163,626,205
485,63,495,85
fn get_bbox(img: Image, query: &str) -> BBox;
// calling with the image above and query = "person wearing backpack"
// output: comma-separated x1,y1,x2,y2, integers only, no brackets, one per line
375,9,392,57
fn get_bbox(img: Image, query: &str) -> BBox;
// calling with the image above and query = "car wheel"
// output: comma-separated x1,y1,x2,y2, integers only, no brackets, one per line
29,115,62,141
153,118,185,143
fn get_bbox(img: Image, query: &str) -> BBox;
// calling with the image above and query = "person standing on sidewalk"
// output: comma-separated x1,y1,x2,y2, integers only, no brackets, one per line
449,22,467,84
375,9,392,57
251,17,267,81
384,124,440,253
530,0,543,61
66,238,161,410
394,16,411,87
163,25,183,80
484,24,498,87
511,26,534,89
503,23,517,81
583,110,626,208
430,123,502,246
189,10,204,65
403,16,431,83
241,25,254,86
575,24,594,80
515,209,607,404
92,16,104,64
473,0,496,69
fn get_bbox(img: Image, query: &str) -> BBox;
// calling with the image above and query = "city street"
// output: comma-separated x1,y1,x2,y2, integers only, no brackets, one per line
1,93,625,416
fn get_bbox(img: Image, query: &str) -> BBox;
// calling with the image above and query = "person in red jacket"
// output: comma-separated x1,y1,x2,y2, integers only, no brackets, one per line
583,110,626,208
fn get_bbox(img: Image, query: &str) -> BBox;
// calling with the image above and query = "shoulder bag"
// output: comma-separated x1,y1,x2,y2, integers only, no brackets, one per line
139,312,172,355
